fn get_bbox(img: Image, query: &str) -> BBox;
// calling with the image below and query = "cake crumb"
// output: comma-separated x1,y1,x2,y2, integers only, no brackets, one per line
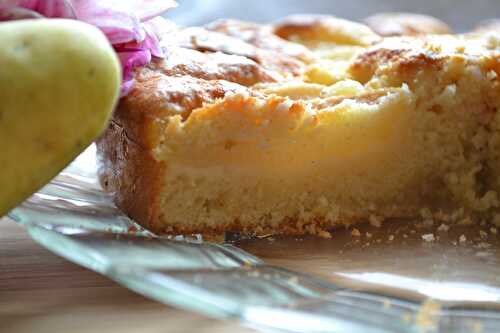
366,232,372,238
458,216,473,225
434,210,450,222
437,224,450,232
421,219,434,228
402,312,412,323
490,227,497,235
415,300,441,331
369,215,382,227
420,208,433,219
318,230,332,239
493,214,500,227
351,228,361,237
479,230,488,239
254,226,264,234
459,234,467,243
403,234,408,238
422,233,435,242
388,234,394,241
475,242,491,249
468,321,483,333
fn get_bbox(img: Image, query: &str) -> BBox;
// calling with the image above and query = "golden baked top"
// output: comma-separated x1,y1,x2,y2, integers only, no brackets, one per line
119,13,500,142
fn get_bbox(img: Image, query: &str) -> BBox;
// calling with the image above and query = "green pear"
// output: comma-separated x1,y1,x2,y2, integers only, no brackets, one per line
0,19,121,216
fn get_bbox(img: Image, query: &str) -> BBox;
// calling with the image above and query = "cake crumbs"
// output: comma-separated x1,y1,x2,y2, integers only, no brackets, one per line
419,208,433,219
479,230,488,239
490,227,497,235
459,234,467,244
318,230,332,239
458,216,473,225
437,223,450,232
420,219,434,228
369,215,382,228
467,321,483,333
422,233,435,242
475,242,491,249
402,312,412,323
366,232,372,238
388,234,394,242
403,234,408,238
351,228,361,237
415,300,441,331
493,214,500,227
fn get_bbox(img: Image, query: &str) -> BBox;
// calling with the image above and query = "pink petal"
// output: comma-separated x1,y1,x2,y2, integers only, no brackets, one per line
120,78,135,97
0,0,175,96
118,50,151,97
115,23,164,57
141,22,163,57
0,0,38,10
118,50,151,80
71,0,145,44
35,0,76,18
0,0,76,18
0,6,43,20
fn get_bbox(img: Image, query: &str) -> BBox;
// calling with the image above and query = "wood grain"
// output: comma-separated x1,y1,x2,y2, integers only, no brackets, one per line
0,218,255,333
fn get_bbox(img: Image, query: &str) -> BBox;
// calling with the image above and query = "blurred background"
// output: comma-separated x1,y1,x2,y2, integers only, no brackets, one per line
164,0,499,32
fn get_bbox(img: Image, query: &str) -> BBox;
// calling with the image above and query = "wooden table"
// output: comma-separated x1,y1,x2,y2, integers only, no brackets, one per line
0,218,255,333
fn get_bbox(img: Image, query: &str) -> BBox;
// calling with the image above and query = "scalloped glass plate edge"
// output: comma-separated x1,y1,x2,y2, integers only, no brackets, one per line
8,145,500,333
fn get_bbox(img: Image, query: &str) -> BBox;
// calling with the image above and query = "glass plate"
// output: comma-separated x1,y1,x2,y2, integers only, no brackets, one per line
8,145,500,333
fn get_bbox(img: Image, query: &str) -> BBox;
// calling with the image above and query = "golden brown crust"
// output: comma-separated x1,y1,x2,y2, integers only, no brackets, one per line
124,72,247,135
273,14,381,46
205,19,313,62
348,37,446,84
363,12,451,37
148,47,282,86
160,26,306,77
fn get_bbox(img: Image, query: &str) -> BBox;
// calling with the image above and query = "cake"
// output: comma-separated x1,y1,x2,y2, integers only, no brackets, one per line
97,14,500,237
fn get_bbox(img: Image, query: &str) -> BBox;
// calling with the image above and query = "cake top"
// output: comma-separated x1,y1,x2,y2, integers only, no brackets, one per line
120,14,500,130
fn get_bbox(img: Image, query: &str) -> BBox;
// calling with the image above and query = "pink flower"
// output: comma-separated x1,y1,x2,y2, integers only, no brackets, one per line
0,0,177,96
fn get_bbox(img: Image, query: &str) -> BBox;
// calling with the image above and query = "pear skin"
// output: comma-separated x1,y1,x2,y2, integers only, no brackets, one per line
0,19,121,216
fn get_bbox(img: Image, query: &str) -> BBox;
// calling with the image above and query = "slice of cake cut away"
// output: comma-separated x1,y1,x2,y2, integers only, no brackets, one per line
97,15,500,236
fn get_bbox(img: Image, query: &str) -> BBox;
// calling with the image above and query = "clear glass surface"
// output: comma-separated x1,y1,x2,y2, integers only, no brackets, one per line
8,145,500,333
